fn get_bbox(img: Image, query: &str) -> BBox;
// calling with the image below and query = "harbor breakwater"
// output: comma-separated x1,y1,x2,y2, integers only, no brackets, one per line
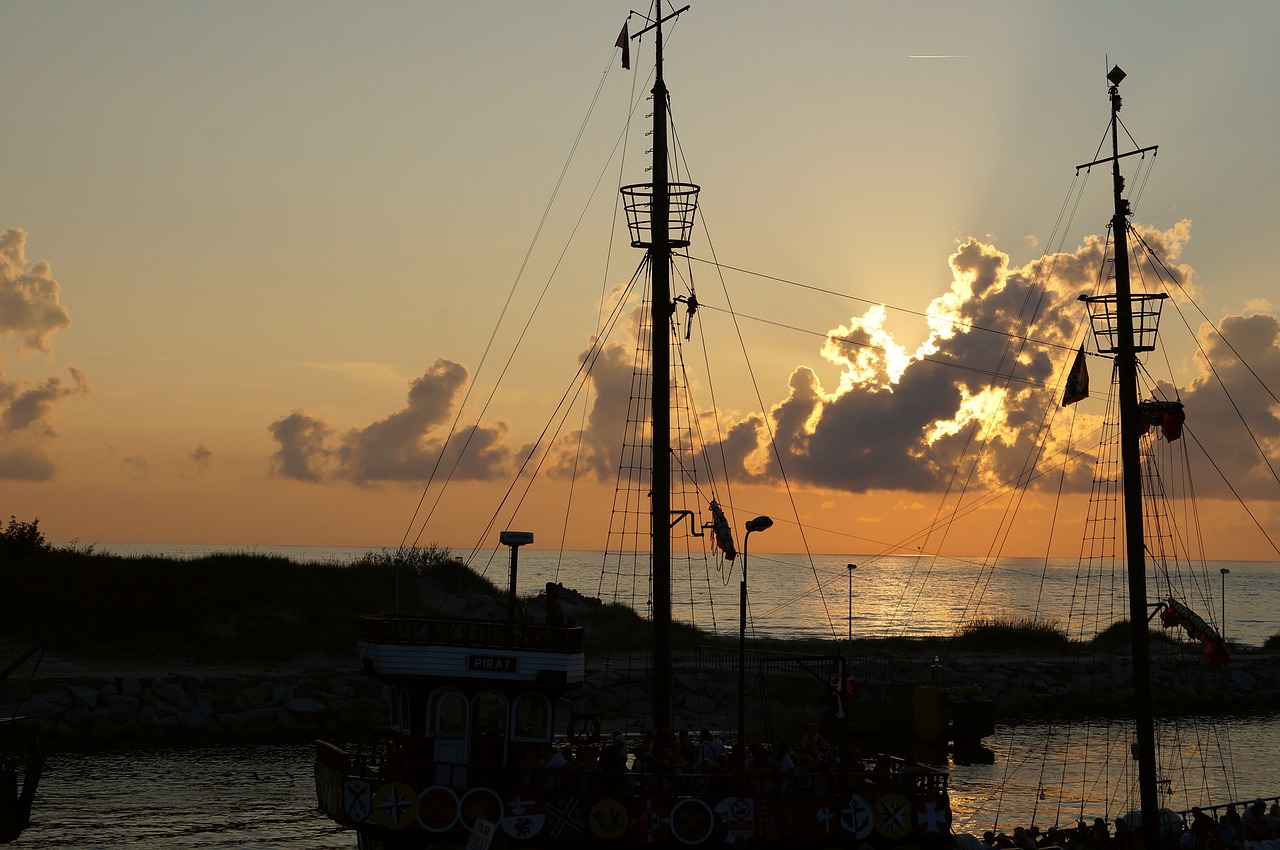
5,649,1279,751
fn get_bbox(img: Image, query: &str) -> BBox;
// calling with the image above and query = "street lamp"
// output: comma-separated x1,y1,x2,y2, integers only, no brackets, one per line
738,515,773,780
1220,568,1230,642
847,564,857,649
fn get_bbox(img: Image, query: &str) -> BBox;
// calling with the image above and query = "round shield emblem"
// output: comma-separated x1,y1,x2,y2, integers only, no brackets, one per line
417,785,460,833
670,798,716,845
874,792,915,839
630,797,671,844
460,787,504,833
588,798,629,840
372,782,419,830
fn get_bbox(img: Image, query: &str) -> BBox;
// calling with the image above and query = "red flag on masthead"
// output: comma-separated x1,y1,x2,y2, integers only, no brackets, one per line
615,22,630,70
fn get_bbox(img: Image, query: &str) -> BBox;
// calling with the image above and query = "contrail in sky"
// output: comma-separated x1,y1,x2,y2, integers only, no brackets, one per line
908,55,969,59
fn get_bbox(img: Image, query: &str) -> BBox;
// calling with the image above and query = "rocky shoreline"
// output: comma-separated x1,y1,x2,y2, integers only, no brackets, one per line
5,647,1279,751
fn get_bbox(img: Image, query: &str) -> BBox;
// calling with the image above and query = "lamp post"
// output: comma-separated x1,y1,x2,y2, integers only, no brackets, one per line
738,515,773,780
1220,568,1230,642
847,564,857,650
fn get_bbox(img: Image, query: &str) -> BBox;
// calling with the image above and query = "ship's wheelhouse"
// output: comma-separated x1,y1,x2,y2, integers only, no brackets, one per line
358,614,583,789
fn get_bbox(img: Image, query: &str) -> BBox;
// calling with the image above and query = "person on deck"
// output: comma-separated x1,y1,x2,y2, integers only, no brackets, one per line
696,729,718,771
801,722,829,762
598,731,629,788
1086,817,1110,850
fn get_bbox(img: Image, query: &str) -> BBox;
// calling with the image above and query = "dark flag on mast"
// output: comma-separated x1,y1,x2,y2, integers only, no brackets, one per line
615,22,630,69
1062,345,1089,406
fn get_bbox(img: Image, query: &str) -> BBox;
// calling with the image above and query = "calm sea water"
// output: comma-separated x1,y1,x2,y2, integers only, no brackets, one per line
24,744,350,849
91,543,1279,648
22,716,1280,847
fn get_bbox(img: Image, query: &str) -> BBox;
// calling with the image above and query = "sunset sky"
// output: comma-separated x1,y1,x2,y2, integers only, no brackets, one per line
4,1,1279,560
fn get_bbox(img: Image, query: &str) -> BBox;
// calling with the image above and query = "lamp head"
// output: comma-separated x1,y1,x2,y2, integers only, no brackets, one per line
744,516,773,533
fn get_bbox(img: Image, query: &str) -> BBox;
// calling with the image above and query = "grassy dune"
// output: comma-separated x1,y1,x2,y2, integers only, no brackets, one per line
1,542,462,662
1,546,1093,666
10,518,1262,665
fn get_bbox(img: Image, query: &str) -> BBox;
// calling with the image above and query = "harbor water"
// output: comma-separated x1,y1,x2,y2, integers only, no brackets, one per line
21,715,1280,848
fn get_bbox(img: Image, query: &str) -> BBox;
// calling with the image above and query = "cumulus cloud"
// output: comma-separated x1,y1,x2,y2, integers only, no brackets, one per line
1,367,89,435
268,359,513,485
0,228,72,354
694,219,1275,501
0,366,89,481
269,411,334,482
0,229,85,481
0,443,55,480
546,327,642,481
706,233,1097,493
1153,311,1280,498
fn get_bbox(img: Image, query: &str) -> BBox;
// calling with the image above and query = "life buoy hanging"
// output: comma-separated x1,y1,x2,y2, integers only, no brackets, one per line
567,712,601,745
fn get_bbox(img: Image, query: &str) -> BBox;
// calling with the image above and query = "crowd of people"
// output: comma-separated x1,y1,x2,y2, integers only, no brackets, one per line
1185,800,1280,849
519,721,941,801
974,798,1280,850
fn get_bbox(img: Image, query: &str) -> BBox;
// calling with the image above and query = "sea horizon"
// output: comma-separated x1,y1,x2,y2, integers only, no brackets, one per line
68,541,1279,649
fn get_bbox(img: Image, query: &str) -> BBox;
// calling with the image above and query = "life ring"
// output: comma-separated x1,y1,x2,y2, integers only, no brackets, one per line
566,712,601,745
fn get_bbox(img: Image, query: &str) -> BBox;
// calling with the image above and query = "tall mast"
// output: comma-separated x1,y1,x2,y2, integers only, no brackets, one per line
649,6,674,732
1085,65,1161,840
620,2,693,733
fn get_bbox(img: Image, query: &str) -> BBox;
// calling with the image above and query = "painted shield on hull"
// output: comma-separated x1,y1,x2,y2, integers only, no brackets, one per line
841,794,875,840
588,798,629,840
460,787,504,833
794,796,836,842
915,795,953,836
670,798,718,845
630,797,671,844
874,792,915,839
343,779,373,824
714,797,755,844
501,791,545,841
544,792,586,840
417,785,460,833
372,782,419,829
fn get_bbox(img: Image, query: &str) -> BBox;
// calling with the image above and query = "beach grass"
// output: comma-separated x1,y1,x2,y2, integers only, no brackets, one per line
1091,619,1181,648
954,616,1072,650
1,547,430,662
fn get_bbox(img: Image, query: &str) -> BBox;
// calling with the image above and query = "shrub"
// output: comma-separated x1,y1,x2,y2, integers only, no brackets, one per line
954,616,1071,650
0,516,48,556
1264,633,1280,650
350,545,455,575
1092,620,1178,648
